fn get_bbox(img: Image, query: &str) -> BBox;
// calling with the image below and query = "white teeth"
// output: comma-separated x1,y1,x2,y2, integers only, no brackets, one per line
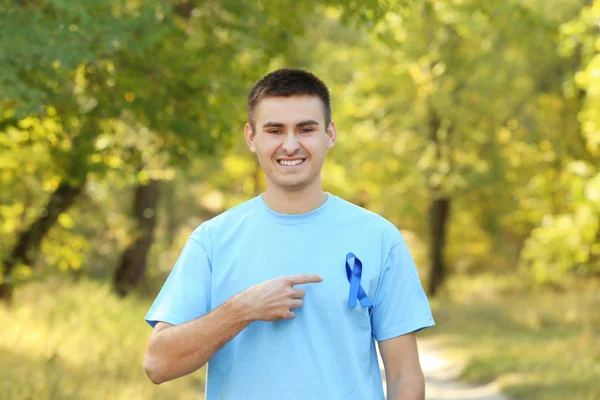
279,159,305,166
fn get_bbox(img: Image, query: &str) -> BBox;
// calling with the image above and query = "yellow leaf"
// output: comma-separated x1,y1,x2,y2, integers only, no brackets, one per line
58,213,75,229
71,258,82,271
106,155,122,168
496,127,511,144
540,140,552,151
137,170,149,185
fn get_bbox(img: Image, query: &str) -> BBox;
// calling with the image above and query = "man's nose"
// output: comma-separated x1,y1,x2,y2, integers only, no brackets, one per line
281,132,300,154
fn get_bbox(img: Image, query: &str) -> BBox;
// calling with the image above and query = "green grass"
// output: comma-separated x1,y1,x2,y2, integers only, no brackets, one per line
0,278,205,400
421,274,600,400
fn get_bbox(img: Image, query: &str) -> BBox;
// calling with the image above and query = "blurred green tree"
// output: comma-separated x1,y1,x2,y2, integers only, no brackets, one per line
0,0,314,300
286,0,596,292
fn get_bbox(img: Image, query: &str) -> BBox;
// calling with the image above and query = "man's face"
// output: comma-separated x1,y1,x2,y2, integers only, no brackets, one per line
245,95,336,192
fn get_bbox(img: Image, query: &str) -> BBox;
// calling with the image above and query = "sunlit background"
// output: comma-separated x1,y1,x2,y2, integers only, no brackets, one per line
1,1,599,399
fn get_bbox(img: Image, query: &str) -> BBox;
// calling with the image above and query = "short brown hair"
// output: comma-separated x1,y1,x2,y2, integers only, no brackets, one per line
247,69,331,131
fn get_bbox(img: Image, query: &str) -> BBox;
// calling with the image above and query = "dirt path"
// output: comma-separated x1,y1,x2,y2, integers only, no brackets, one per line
379,339,509,400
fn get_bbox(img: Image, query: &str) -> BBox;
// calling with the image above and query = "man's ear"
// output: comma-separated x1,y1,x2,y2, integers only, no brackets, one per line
244,123,256,153
326,121,337,149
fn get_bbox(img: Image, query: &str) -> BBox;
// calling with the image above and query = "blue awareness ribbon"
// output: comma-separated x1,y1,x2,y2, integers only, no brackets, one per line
345,252,373,309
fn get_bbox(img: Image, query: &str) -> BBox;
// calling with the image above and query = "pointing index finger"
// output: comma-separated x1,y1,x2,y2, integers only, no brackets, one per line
287,274,323,286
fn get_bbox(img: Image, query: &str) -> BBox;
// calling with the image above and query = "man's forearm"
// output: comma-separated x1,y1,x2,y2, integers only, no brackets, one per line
386,374,425,400
144,294,252,384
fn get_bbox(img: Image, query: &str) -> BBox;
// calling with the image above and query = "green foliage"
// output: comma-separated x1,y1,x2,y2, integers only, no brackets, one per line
0,0,169,117
515,0,600,283
519,163,600,282
0,0,322,286
560,0,600,158
0,278,205,399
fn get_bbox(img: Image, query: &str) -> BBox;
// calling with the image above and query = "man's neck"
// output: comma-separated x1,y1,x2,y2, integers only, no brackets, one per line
262,181,328,215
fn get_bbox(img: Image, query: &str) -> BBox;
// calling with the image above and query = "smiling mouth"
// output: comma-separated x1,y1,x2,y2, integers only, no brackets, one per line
277,159,306,167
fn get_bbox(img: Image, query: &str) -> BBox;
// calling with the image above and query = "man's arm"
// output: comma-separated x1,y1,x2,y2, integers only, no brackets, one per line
144,294,251,384
143,274,323,384
378,332,425,400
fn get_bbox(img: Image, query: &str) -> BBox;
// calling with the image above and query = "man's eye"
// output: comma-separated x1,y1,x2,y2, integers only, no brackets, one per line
300,128,314,133
268,130,282,134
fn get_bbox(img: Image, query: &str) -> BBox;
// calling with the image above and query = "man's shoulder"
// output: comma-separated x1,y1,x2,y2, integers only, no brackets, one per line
190,196,259,240
333,195,400,237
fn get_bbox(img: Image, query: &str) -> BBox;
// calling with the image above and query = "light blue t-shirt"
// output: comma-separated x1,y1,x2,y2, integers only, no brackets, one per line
145,193,435,399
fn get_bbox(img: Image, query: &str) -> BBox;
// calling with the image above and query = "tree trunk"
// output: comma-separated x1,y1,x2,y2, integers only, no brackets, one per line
113,179,161,297
428,196,451,296
0,181,84,302
163,180,178,249
426,103,452,296
588,226,600,273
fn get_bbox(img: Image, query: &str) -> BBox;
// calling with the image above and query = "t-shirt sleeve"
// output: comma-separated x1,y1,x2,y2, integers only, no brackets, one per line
144,226,212,328
370,236,435,341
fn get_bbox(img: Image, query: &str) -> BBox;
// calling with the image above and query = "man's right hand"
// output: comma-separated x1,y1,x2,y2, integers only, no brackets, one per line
235,274,324,322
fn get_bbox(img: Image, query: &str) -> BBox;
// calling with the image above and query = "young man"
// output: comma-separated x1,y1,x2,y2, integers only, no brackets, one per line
143,69,435,400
